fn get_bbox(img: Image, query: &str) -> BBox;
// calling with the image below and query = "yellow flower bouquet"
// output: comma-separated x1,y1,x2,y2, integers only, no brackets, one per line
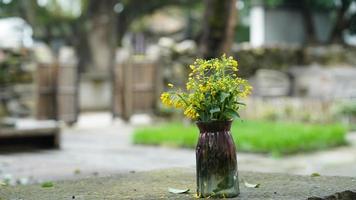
160,55,252,198
160,54,252,122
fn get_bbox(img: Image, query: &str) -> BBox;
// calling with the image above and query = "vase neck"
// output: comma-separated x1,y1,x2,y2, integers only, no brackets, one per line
196,121,232,132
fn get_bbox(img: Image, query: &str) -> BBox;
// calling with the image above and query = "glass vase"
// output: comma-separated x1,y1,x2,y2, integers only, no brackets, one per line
195,120,239,198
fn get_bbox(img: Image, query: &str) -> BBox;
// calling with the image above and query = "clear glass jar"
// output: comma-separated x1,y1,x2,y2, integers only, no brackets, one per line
196,120,239,198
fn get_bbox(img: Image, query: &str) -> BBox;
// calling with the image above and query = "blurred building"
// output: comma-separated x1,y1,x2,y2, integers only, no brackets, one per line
250,3,329,46
249,2,356,46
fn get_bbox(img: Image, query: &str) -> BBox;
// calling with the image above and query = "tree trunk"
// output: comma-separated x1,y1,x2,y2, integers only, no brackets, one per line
19,0,37,27
301,0,317,44
199,0,237,59
117,12,129,47
87,0,117,73
329,0,351,44
70,18,92,74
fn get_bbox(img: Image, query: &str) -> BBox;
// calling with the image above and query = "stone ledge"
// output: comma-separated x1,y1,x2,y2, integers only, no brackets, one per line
1,168,356,200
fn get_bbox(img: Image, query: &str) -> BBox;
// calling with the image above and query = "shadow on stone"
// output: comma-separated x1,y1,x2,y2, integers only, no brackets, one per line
0,135,59,154
308,190,356,200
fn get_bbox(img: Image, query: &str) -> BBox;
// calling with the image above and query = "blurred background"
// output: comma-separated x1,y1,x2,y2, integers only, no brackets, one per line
0,0,356,186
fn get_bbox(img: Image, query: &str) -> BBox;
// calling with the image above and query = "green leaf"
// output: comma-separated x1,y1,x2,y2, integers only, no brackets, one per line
0,181,7,186
41,182,54,188
311,173,321,177
225,108,240,119
74,169,81,175
168,188,190,194
199,112,209,122
219,92,230,103
236,101,246,106
205,93,211,99
209,107,220,114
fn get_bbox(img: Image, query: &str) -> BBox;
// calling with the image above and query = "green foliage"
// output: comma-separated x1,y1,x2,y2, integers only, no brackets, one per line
264,0,284,8
133,120,347,155
0,51,32,85
335,101,356,116
0,0,197,44
0,0,87,47
261,0,336,10
235,25,249,43
307,0,336,10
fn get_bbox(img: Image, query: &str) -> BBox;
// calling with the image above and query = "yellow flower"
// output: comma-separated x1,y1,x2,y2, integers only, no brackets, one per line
184,106,199,119
186,82,193,90
168,83,174,88
231,60,238,67
160,55,252,121
174,101,184,109
160,92,173,106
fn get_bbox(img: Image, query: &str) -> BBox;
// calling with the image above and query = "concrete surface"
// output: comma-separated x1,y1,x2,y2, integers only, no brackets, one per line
1,168,356,200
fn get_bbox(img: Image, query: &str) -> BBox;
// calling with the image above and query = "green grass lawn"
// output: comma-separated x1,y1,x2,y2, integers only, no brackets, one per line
133,120,347,155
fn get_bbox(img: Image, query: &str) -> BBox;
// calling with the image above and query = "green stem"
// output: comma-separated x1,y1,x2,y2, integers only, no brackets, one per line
176,93,189,107
219,98,227,120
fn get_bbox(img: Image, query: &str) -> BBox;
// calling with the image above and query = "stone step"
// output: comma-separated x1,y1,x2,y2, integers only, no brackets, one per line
1,168,356,200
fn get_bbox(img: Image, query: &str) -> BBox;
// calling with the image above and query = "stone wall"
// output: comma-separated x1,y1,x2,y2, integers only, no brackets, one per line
234,44,356,77
157,39,356,79
156,41,356,123
240,97,335,124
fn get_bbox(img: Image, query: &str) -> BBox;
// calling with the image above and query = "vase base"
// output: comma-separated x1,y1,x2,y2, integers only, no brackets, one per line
198,192,240,198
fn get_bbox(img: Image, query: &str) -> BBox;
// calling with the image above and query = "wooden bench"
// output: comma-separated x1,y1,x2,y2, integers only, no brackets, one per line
0,119,60,149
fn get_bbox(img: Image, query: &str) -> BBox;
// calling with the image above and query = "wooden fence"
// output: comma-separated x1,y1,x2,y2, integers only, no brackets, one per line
36,61,78,124
113,57,161,121
36,56,160,123
36,63,58,120
57,63,79,125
